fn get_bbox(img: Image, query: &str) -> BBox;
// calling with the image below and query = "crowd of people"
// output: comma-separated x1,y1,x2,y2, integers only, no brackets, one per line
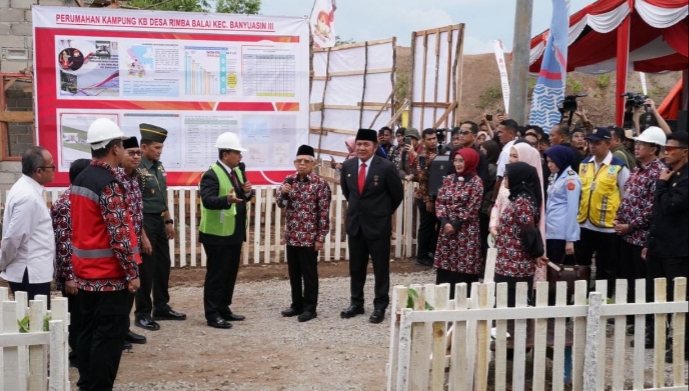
0,101,686,389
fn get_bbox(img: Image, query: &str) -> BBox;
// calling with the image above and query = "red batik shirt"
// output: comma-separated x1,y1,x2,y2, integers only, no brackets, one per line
615,158,666,247
116,167,144,244
277,172,332,247
495,195,538,278
74,160,139,292
50,189,74,291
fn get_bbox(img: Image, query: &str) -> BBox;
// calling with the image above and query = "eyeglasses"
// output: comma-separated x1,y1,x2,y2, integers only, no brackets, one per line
665,146,688,153
38,164,56,170
127,150,142,156
459,131,472,136
294,159,314,164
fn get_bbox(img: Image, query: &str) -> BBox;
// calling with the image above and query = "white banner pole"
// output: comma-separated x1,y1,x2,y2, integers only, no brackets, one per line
493,39,510,113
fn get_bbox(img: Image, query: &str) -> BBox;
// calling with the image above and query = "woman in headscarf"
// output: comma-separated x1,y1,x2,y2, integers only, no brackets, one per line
494,162,549,307
434,147,484,298
543,145,581,266
489,144,547,280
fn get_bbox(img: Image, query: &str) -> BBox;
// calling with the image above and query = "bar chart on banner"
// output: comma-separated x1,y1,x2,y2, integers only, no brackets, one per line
184,46,238,96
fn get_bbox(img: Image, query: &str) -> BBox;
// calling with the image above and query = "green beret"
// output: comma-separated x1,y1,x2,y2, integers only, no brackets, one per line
140,123,168,143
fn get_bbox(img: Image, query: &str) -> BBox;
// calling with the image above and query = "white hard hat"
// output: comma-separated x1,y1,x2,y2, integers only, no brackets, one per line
633,126,667,146
86,118,125,150
215,132,247,152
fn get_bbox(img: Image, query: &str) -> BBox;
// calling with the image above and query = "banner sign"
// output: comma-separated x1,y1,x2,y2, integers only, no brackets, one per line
492,39,510,112
33,6,310,187
310,0,337,48
529,0,570,132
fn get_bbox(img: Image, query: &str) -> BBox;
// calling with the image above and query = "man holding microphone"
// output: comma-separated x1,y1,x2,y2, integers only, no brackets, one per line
277,145,331,322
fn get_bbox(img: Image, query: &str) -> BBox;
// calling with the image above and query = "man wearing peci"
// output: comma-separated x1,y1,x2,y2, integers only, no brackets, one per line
340,128,404,324
199,132,253,329
135,124,186,331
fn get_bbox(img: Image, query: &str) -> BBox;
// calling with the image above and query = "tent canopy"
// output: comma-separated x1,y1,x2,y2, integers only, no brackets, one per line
530,0,688,74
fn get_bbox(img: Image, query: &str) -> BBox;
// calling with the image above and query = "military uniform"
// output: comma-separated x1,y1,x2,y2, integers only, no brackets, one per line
134,124,186,330
545,168,581,264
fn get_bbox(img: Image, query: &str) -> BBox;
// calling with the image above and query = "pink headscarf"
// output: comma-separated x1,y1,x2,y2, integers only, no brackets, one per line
345,137,357,159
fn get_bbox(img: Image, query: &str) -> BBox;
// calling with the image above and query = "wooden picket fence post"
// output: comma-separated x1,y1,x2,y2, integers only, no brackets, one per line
388,278,689,391
0,288,69,391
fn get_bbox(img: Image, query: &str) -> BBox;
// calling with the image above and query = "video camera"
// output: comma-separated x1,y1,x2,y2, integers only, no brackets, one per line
559,93,588,126
621,92,649,109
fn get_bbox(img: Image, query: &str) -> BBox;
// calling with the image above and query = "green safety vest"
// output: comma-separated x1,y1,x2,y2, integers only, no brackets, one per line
199,164,244,237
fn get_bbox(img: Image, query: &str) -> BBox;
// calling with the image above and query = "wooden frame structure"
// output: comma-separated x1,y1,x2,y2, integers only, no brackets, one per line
408,24,465,131
0,72,34,162
310,38,397,159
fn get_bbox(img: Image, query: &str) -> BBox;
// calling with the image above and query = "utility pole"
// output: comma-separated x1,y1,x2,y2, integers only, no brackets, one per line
508,0,534,125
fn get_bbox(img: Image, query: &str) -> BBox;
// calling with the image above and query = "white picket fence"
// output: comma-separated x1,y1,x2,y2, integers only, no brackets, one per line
22,180,419,267
0,288,70,391
388,277,688,391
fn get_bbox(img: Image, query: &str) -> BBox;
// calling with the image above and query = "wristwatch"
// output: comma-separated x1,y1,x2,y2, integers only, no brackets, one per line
164,219,174,225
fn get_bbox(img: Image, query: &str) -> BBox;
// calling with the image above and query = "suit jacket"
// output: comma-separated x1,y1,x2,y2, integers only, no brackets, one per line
199,162,253,246
341,155,404,239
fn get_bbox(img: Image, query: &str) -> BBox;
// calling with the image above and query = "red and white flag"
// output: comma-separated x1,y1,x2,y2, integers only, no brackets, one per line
310,0,337,48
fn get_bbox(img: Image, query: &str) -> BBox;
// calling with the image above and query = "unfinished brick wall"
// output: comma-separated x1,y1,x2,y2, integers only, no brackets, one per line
0,0,74,190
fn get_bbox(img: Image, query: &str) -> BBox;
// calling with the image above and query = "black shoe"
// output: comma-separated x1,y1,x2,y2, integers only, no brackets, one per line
126,330,147,344
369,309,386,324
340,305,365,319
298,311,317,322
134,317,160,331
220,312,245,321
152,308,187,321
123,341,132,351
281,308,302,317
207,317,233,329
414,258,434,267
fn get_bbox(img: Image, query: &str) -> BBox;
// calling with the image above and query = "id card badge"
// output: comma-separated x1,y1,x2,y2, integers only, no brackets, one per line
219,210,225,224
590,181,597,192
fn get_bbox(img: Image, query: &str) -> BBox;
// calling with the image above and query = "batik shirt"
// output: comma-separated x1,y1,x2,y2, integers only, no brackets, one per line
495,195,538,278
50,189,73,291
615,158,666,247
116,167,144,244
277,172,332,247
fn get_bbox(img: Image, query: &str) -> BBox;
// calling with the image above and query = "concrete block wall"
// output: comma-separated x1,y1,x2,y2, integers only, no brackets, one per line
1,0,75,191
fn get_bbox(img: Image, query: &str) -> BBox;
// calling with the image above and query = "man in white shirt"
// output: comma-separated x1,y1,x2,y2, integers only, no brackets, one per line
493,119,520,202
1,146,56,304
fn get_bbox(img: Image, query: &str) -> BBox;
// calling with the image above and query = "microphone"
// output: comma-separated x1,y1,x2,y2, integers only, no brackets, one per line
282,177,294,206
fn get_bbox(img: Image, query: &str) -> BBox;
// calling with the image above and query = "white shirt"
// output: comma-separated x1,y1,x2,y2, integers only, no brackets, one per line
0,175,55,283
496,139,517,178
358,155,374,180
580,151,631,233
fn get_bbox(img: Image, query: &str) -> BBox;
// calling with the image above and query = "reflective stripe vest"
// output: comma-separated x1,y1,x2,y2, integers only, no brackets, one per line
199,163,244,237
70,164,140,280
577,156,626,228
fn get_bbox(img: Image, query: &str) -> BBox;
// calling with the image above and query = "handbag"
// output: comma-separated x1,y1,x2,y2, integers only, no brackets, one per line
547,254,591,297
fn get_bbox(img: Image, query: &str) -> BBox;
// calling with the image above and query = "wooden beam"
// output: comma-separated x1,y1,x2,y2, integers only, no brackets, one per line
0,111,33,123
412,102,451,108
322,104,389,111
310,102,323,111
312,37,395,53
316,68,392,78
309,126,357,136
315,148,348,158
368,92,394,129
386,99,410,128
4,78,17,91
414,24,461,37
433,101,458,129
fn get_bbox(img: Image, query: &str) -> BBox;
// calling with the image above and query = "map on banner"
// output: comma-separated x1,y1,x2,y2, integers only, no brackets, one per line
33,6,309,186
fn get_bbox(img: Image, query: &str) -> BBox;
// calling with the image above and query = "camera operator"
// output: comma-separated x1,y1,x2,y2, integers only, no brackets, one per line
632,98,672,136
411,128,441,266
398,128,421,179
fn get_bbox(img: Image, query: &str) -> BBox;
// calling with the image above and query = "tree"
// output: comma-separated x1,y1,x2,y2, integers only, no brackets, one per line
335,35,356,46
216,0,260,14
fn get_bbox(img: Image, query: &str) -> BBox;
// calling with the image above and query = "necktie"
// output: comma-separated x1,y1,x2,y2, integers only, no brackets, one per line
358,162,367,194
230,170,240,192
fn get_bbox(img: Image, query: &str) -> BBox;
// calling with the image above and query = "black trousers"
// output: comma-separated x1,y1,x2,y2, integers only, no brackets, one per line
619,240,646,305
575,228,619,296
435,268,479,300
494,273,534,308
203,243,241,321
479,212,490,261
135,214,171,319
77,289,129,391
62,289,81,367
8,268,51,308
349,231,391,310
416,199,438,260
647,255,689,353
286,245,319,313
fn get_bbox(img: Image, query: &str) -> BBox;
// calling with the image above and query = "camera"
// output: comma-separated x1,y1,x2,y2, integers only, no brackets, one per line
622,92,649,109
435,128,446,145
559,93,588,113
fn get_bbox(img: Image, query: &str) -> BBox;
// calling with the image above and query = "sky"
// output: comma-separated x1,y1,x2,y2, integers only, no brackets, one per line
259,0,594,53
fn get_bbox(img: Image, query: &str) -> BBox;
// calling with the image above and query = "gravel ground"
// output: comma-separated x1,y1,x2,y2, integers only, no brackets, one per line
64,268,686,391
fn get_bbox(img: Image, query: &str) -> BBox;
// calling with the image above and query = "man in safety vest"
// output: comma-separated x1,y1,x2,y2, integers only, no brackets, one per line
199,132,253,329
70,118,140,390
576,127,630,297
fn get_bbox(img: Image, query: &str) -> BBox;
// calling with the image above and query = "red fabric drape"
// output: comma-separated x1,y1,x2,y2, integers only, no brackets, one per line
635,53,689,72
657,77,683,119
616,9,632,126
663,17,689,57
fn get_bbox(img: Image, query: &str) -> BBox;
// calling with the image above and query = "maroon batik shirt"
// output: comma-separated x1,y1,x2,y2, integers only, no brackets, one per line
116,167,144,244
495,195,538,278
75,160,139,292
615,158,666,247
50,189,74,291
277,172,332,247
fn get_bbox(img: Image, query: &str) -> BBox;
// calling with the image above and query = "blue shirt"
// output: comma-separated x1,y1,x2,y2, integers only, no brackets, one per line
546,167,581,242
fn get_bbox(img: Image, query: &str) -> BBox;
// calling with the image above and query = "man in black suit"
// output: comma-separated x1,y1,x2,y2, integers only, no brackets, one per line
198,132,253,329
340,128,404,323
